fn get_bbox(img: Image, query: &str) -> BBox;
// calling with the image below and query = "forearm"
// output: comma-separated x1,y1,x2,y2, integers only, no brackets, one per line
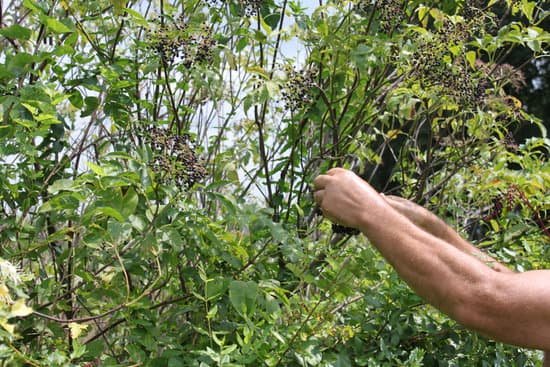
357,202,495,318
419,212,512,273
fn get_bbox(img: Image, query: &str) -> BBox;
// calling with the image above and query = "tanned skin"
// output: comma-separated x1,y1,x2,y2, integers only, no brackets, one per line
313,168,550,363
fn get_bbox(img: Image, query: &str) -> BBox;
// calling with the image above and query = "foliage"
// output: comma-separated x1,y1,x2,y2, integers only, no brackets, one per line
0,0,549,365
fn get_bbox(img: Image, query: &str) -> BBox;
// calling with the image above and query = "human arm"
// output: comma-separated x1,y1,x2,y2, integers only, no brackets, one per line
313,168,550,350
382,195,550,361
382,195,513,273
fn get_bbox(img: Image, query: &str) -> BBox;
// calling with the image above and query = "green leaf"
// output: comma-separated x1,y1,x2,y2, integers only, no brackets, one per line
521,0,535,22
120,188,139,218
69,90,83,108
22,0,44,13
229,280,258,316
417,6,429,27
48,179,76,194
110,0,126,15
7,52,36,75
82,96,99,117
0,25,32,41
87,162,106,177
40,15,73,33
260,16,272,35
126,9,149,27
94,206,125,222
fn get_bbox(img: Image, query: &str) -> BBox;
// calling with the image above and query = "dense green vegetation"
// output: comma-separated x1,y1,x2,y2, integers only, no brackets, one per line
0,0,549,365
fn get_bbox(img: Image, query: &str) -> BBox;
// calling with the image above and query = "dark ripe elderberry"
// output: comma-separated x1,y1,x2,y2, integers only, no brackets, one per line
146,15,216,68
331,224,361,236
377,0,406,33
239,0,262,16
142,126,206,189
281,66,318,112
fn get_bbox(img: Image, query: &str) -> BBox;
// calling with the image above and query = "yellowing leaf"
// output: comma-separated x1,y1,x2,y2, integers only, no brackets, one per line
10,299,33,317
68,322,89,339
466,51,476,69
417,6,429,28
387,129,401,140
0,319,15,334
246,66,269,79
505,96,522,109
111,0,126,15
0,283,11,304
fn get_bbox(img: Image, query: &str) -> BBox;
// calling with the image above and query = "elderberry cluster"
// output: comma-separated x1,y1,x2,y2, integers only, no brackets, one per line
355,0,405,33
462,1,498,36
143,127,206,189
377,0,406,33
146,16,216,67
461,1,484,21
239,0,262,16
415,56,482,106
281,66,318,111
409,18,488,106
204,0,262,16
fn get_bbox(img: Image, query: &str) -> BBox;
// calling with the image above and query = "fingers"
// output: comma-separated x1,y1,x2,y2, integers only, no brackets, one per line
313,174,332,190
326,167,347,176
384,195,408,203
313,189,324,205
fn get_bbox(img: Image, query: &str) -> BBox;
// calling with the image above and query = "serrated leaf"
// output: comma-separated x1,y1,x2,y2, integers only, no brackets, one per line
95,206,125,222
40,15,72,33
48,179,75,194
229,280,258,316
87,162,106,176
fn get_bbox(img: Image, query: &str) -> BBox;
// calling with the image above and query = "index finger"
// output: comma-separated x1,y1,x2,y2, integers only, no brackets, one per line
326,167,347,176
313,174,332,190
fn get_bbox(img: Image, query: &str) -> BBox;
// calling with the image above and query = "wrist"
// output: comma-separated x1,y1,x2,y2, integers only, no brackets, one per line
356,198,401,233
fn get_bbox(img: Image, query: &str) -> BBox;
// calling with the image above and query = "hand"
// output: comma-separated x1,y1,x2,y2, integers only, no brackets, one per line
313,168,386,229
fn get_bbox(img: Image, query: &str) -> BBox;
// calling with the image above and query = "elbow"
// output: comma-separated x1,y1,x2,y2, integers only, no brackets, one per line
450,273,509,337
